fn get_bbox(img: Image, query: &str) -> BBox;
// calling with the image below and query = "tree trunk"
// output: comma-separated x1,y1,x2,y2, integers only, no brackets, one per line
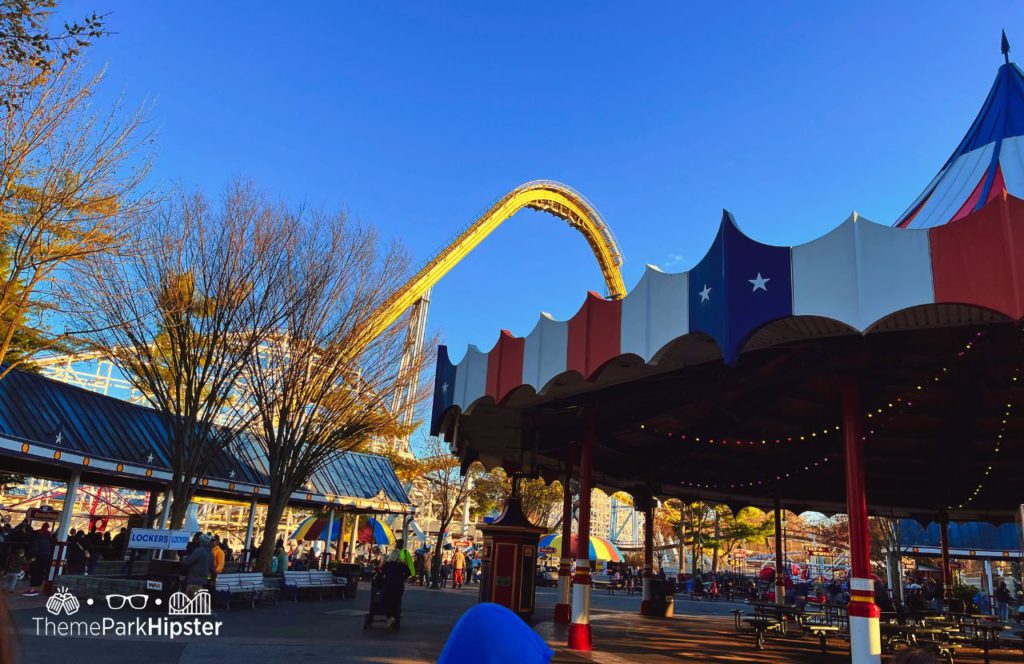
255,497,289,573
430,517,450,589
678,522,686,576
711,515,721,573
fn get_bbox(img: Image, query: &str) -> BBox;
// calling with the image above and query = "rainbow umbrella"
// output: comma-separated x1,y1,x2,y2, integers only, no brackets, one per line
537,533,624,562
291,514,342,543
358,516,396,546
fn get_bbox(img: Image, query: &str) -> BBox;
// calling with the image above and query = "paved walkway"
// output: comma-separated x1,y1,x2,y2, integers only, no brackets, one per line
4,584,1023,662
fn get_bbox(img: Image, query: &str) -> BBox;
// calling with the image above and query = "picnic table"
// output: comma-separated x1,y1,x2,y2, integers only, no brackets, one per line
742,616,781,650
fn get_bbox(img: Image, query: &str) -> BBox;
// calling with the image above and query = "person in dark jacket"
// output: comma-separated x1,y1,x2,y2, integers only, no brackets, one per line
23,524,52,596
66,532,87,575
179,534,213,596
84,528,101,575
110,528,128,560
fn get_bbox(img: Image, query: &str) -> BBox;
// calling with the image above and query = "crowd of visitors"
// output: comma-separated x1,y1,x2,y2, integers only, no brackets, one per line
0,521,134,596
410,546,481,588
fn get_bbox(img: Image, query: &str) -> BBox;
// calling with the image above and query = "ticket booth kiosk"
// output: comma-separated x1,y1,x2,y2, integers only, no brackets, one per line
478,478,546,620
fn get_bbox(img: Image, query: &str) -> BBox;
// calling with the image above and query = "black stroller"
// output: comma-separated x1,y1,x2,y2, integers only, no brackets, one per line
364,562,406,631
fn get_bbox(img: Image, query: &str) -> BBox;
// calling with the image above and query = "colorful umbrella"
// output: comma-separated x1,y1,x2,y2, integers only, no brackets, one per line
537,534,624,562
291,514,342,543
358,516,396,546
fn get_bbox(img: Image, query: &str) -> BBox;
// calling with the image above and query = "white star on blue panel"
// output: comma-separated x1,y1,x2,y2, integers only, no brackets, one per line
749,273,770,292
699,284,712,302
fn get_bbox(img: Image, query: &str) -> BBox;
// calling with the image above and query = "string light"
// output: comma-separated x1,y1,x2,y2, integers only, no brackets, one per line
647,331,984,448
949,359,1020,510
672,330,990,493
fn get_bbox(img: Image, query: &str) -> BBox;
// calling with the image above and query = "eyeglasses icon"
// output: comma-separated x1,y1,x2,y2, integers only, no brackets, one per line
106,594,149,610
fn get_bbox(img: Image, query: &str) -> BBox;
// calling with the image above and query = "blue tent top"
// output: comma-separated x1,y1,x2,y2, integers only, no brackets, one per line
0,368,410,507
896,61,1024,228
898,520,1022,552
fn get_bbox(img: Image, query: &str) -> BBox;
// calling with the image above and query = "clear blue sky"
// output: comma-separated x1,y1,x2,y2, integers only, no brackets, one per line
81,1,1024,359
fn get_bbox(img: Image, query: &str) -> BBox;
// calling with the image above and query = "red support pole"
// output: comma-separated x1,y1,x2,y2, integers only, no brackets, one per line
842,377,881,664
939,515,952,605
554,444,575,624
568,419,594,651
640,496,655,616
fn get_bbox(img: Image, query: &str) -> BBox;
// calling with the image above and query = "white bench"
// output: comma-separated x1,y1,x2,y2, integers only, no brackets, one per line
214,572,278,609
283,570,346,601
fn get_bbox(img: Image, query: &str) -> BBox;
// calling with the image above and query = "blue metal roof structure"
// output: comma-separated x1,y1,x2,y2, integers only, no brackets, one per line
0,368,410,510
899,520,1022,552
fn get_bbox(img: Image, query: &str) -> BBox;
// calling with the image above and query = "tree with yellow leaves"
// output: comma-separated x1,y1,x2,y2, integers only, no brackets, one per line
1,5,150,377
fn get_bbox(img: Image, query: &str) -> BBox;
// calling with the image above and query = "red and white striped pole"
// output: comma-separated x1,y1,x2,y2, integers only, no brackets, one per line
568,420,594,651
554,444,575,624
640,495,654,616
842,378,881,664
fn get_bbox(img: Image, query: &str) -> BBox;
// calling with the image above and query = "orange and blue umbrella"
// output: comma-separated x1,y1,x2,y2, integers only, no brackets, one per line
291,514,342,543
358,516,396,546
537,533,624,562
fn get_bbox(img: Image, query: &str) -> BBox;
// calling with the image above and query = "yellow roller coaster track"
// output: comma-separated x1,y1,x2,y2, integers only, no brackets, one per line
361,180,626,345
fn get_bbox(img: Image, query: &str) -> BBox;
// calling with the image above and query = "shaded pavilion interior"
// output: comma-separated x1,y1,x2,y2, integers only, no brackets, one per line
439,307,1023,523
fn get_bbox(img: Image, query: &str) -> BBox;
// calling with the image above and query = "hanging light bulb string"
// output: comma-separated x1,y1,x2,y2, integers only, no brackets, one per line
655,331,985,448
947,326,1023,511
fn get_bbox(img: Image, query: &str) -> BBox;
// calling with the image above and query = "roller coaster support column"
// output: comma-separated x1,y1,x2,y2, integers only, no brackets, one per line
843,377,881,664
554,443,575,624
639,493,655,616
568,420,594,651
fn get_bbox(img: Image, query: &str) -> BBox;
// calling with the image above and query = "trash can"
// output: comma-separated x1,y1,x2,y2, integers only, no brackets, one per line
650,580,675,617
334,562,361,599
144,558,182,611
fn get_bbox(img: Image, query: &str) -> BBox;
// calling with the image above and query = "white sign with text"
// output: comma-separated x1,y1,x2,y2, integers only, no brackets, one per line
127,528,191,551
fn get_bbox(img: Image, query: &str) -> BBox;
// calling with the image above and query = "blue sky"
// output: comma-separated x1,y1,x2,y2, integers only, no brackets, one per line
81,1,1024,359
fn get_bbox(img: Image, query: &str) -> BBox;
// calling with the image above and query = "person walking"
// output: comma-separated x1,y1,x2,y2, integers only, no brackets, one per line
382,539,416,630
452,548,466,589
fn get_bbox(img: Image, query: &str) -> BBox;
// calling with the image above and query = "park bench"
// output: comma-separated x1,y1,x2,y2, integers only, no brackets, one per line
283,570,347,601
592,578,623,595
309,570,346,596
730,609,747,632
214,572,278,610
